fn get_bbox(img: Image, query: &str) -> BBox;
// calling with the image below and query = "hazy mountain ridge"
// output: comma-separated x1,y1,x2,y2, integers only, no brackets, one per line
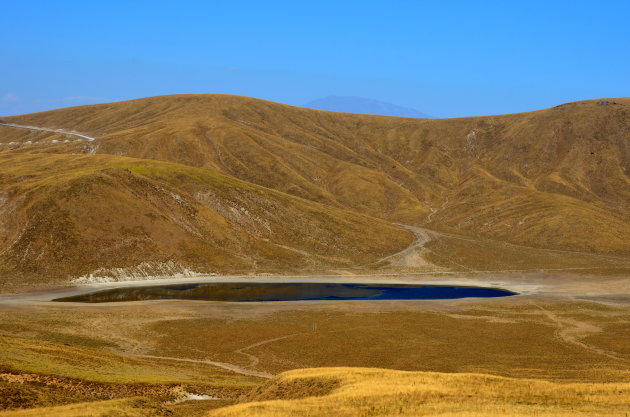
304,96,431,118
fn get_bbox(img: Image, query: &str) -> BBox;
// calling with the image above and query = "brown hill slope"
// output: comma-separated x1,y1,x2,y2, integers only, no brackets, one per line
209,368,630,417
3,95,628,255
0,152,411,287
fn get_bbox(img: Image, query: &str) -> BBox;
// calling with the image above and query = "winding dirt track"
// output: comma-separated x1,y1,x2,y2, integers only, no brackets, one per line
375,224,433,267
377,224,630,272
532,303,627,361
123,334,300,379
125,353,273,379
0,122,95,141
235,334,298,370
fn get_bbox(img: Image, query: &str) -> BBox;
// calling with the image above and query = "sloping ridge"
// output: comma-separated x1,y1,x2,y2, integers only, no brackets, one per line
0,153,412,287
208,367,630,417
1,95,629,284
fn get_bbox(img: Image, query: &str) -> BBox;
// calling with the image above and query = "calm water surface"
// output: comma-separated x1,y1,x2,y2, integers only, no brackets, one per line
54,282,517,303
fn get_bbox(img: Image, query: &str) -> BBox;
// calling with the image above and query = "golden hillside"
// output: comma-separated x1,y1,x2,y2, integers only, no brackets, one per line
5,368,628,417
1,95,629,283
207,367,630,417
0,152,410,287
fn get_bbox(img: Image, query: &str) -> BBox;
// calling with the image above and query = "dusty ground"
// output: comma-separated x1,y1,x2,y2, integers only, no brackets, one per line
0,273,628,415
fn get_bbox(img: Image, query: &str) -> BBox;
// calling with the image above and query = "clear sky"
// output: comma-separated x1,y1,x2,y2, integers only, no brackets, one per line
1,0,629,118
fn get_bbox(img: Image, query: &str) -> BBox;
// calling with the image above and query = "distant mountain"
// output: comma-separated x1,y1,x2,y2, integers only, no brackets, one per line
304,96,431,118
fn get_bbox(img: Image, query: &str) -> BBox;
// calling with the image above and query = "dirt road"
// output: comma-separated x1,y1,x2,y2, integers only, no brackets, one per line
0,121,95,141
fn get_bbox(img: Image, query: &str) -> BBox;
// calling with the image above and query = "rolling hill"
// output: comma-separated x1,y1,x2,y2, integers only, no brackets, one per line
0,152,411,287
208,367,630,417
1,94,629,285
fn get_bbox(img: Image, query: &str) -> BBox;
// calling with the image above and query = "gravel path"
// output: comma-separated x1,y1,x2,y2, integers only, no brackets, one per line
0,122,95,141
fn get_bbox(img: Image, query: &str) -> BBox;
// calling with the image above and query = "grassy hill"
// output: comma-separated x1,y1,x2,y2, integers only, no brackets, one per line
1,95,629,284
0,152,411,287
5,368,628,417
207,367,630,417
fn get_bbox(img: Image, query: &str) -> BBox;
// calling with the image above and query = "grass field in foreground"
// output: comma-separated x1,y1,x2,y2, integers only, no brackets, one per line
0,288,627,415
0,333,260,416
209,367,630,417
0,398,165,417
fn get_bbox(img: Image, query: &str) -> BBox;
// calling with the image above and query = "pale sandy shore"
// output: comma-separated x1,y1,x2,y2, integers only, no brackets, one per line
1,271,628,306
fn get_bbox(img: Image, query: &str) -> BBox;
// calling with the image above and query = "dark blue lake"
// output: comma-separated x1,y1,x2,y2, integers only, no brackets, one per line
53,282,517,303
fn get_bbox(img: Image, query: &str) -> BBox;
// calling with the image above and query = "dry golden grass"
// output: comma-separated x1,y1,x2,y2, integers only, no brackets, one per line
1,95,629,284
0,331,259,415
208,367,630,417
421,231,630,272
2,295,628,384
144,302,630,382
0,395,233,417
0,398,167,417
4,95,629,254
0,151,411,287
1,95,629,415
0,290,627,415
0,333,256,386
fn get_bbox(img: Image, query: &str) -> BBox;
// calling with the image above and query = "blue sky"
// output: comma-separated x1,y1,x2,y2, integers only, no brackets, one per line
1,0,629,117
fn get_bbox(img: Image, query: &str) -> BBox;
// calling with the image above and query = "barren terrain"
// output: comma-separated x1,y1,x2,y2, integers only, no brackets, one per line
0,96,628,416
1,95,628,287
0,273,628,416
